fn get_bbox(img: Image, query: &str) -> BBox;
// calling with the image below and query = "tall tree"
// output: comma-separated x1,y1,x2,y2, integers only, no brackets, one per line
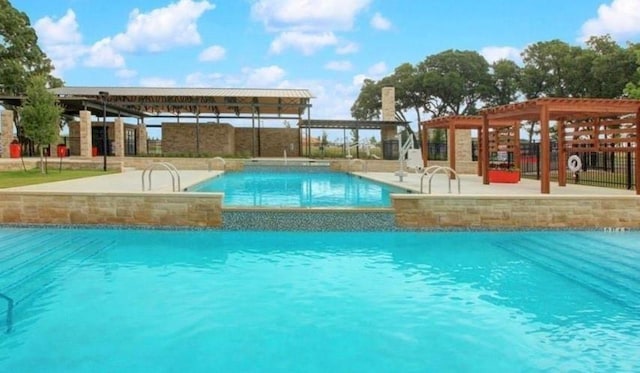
20,75,63,173
487,59,521,106
351,79,382,120
625,44,640,98
0,0,63,149
521,40,574,98
418,49,492,115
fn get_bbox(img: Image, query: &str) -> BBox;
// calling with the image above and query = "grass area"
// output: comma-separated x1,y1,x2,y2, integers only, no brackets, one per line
0,169,114,189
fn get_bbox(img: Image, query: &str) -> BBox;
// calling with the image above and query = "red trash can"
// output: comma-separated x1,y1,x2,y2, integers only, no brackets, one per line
57,144,68,157
92,147,98,157
9,143,21,158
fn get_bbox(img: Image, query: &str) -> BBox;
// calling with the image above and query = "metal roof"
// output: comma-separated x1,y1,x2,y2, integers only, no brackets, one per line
49,86,314,117
297,119,411,130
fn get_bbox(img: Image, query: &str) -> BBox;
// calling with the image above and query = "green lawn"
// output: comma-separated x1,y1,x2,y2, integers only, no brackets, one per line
0,169,114,188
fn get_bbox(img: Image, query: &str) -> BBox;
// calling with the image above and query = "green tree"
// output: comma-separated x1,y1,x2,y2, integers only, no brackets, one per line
585,35,638,98
351,79,382,120
487,59,521,106
19,75,63,173
418,49,492,115
623,43,640,98
0,0,63,145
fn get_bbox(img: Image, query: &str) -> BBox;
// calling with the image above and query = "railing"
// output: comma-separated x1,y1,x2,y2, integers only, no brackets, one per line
0,293,13,333
420,166,461,194
141,162,181,192
349,158,367,172
207,157,226,172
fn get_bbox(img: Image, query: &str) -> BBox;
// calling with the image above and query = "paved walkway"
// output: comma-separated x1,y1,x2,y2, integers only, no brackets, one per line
5,170,220,193
4,166,635,196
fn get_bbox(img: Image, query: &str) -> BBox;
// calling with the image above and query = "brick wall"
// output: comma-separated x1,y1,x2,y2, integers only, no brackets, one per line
235,127,299,157
392,194,640,229
162,123,235,155
0,191,223,227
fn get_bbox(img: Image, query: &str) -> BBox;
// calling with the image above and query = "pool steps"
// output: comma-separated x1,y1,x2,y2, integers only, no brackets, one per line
493,236,640,311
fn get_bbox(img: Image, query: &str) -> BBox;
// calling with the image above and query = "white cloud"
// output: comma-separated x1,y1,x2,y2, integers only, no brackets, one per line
325,60,353,71
251,0,371,32
480,46,522,64
139,77,177,87
33,9,84,75
270,31,338,55
116,69,138,79
112,0,214,52
336,42,359,55
370,12,391,30
84,38,126,68
580,0,640,41
34,9,82,46
368,61,387,76
199,45,226,61
242,65,286,87
352,74,367,87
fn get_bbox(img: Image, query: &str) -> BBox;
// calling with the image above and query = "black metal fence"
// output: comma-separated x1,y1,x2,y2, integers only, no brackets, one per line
520,142,636,190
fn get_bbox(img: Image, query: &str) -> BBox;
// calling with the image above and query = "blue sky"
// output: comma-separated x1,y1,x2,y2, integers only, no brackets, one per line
10,0,640,139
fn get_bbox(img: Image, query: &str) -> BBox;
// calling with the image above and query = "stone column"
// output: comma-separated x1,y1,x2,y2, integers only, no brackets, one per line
381,86,397,140
455,129,472,162
79,110,92,157
137,121,148,154
114,118,125,157
1,110,14,159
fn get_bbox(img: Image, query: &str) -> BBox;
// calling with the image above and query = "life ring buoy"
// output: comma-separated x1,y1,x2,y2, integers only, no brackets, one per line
567,155,582,172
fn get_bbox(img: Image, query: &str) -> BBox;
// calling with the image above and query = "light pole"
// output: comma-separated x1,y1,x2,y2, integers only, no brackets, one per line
99,91,109,171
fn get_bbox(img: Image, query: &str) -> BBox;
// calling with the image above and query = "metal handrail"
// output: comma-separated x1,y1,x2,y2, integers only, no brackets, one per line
420,166,461,194
141,162,181,192
349,158,367,172
208,157,226,172
0,293,13,333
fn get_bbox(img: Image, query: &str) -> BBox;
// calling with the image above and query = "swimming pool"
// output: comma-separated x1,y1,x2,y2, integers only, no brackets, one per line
187,166,409,207
0,227,638,372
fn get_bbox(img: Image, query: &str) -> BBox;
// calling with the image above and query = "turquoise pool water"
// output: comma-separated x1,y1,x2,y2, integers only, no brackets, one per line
0,227,639,372
188,166,408,207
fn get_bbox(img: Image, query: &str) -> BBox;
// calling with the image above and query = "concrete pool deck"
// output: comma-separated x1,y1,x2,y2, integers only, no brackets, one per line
1,164,639,229
5,167,635,196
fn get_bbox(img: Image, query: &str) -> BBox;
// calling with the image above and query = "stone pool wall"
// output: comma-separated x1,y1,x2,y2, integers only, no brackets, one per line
392,194,640,229
0,191,223,227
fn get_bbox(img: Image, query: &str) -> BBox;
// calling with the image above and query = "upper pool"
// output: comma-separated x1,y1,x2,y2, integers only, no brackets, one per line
187,165,409,207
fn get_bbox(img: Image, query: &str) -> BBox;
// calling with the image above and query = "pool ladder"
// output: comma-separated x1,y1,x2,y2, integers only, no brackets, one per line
0,293,13,333
208,157,226,171
420,166,461,194
142,162,181,192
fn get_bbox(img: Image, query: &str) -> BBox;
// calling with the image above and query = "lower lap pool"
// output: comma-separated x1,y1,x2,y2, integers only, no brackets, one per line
1,227,639,372
187,166,408,207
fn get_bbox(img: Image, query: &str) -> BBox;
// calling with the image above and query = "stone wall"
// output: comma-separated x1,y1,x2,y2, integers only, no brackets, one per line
162,123,235,155
427,160,477,174
235,127,299,157
1,110,15,159
0,191,223,227
121,157,244,171
392,194,640,229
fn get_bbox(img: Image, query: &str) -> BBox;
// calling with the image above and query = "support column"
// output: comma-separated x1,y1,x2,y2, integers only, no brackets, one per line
79,110,92,158
137,120,148,155
635,108,640,195
448,123,456,178
540,105,551,194
482,114,490,184
114,117,125,157
1,110,14,159
381,86,397,158
558,120,566,187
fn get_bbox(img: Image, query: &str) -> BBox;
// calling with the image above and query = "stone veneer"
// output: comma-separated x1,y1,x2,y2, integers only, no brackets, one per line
0,191,223,227
1,110,14,159
392,194,640,229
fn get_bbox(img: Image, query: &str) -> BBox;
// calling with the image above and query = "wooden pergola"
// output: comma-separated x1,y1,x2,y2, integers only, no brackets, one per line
420,115,519,176
481,98,640,194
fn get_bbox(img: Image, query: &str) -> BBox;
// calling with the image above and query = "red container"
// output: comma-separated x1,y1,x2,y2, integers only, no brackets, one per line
488,169,520,183
9,143,21,158
92,147,98,157
57,144,68,157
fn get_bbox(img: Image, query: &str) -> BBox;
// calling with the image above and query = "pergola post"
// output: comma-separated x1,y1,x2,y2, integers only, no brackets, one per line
482,113,490,184
448,121,456,179
635,108,640,195
421,124,428,167
540,104,550,194
558,119,566,186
